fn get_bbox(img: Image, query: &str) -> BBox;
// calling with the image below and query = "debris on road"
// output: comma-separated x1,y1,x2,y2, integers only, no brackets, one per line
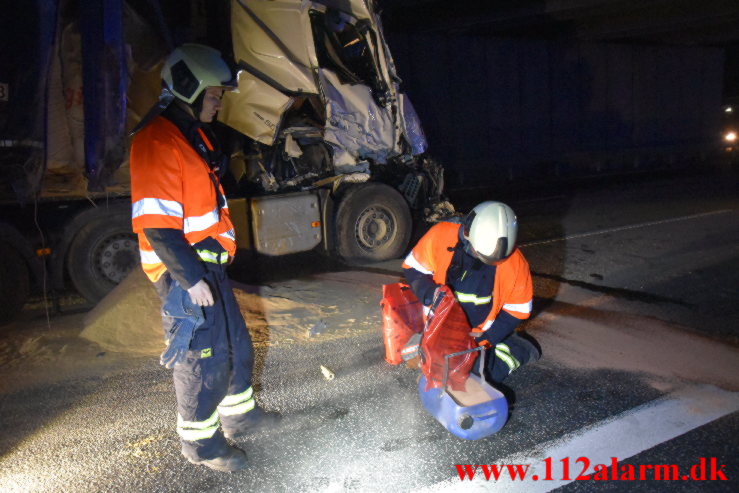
80,269,393,354
306,320,327,338
320,365,335,381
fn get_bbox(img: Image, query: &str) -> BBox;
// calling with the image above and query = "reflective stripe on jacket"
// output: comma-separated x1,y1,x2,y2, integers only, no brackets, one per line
130,116,236,282
402,221,533,333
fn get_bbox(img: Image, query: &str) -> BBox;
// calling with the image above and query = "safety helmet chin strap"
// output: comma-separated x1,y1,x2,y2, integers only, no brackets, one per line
462,210,476,238
461,211,482,259
129,86,176,137
190,91,207,121
459,222,478,259
129,85,212,138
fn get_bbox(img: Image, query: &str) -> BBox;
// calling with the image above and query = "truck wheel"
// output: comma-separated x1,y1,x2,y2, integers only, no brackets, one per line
0,241,30,324
67,210,139,303
335,183,412,264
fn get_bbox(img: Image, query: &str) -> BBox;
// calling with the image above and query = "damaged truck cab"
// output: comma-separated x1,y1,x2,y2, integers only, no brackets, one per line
220,0,450,262
0,0,452,321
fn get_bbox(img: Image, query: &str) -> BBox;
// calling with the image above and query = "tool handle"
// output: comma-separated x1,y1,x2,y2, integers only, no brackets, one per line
441,346,486,397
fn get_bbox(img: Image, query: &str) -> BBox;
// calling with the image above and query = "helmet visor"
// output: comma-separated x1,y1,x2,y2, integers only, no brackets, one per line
465,237,510,265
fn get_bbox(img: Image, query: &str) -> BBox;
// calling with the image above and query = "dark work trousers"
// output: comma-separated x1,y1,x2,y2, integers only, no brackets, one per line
155,262,255,461
472,332,538,384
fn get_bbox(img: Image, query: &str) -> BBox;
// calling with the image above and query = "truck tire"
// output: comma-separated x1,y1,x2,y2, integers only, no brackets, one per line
67,208,139,303
335,183,412,264
0,241,30,324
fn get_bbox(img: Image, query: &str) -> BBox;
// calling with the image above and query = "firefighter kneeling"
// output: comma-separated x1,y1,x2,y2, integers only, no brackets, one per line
402,201,540,385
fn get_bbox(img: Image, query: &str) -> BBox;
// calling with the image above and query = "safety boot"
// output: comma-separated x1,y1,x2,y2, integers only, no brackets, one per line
223,407,283,439
516,333,541,363
187,445,247,473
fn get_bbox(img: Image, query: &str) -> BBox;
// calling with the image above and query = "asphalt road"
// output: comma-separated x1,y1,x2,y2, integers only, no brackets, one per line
0,169,737,492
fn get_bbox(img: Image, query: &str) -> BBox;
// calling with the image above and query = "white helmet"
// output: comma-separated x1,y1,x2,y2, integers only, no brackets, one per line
463,201,518,264
161,43,235,104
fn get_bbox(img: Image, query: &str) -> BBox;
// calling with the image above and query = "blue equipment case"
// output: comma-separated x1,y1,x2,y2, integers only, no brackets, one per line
417,347,508,440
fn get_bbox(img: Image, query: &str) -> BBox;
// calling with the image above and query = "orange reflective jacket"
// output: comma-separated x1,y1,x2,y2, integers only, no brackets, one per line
130,116,236,282
402,221,532,335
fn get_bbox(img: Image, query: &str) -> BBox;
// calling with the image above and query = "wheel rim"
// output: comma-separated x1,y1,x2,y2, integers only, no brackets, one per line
94,233,138,284
354,205,396,252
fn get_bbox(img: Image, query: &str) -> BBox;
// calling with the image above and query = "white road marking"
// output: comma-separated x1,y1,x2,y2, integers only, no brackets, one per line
520,209,735,247
417,384,739,492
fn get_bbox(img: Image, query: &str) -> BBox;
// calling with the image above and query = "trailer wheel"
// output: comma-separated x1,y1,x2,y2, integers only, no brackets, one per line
67,210,139,303
335,183,412,264
0,241,30,324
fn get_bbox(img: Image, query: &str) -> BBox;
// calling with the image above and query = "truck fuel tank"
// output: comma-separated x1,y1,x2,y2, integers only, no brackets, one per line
230,191,323,256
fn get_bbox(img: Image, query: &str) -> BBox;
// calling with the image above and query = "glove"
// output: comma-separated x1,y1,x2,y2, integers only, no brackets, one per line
159,283,205,369
427,285,449,317
431,285,446,304
160,319,196,369
473,330,494,348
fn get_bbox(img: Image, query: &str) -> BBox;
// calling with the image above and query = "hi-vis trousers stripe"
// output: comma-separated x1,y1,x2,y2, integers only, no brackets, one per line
495,342,520,374
217,386,256,416
177,410,220,441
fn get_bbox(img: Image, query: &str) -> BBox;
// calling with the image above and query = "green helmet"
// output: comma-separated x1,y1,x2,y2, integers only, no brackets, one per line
161,43,235,104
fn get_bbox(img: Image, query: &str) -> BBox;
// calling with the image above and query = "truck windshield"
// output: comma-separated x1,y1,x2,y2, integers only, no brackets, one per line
310,9,385,96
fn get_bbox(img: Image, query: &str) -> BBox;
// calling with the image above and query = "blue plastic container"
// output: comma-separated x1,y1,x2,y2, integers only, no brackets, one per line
417,348,508,440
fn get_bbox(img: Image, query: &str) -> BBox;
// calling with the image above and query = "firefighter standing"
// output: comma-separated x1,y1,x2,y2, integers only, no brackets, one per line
403,201,539,383
130,44,279,472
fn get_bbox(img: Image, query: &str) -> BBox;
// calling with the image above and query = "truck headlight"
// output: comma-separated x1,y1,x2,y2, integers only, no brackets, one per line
725,131,737,143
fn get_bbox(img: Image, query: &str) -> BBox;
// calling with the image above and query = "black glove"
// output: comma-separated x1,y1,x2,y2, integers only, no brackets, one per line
427,285,451,319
